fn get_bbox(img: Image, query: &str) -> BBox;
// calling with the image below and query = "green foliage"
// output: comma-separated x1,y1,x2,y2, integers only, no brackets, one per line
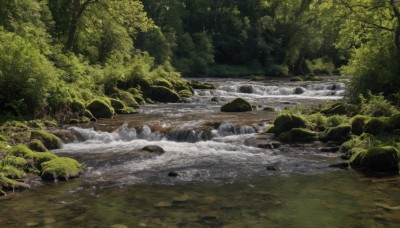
322,124,352,142
359,93,398,117
0,29,55,115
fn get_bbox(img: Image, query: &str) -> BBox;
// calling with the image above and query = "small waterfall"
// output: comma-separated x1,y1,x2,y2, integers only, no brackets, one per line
213,82,345,97
69,122,259,144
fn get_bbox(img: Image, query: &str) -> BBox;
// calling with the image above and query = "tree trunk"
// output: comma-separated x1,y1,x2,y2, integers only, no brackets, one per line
66,0,94,51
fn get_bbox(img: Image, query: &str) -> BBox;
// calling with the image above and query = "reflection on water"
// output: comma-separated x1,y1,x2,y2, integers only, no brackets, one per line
1,171,400,227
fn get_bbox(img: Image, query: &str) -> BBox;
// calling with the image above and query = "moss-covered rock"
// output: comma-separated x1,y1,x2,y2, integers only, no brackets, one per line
9,145,36,159
154,78,173,89
112,91,140,108
83,109,96,121
0,165,26,179
86,99,115,119
178,89,193,98
34,152,58,170
29,139,48,152
221,98,252,112
278,128,318,142
41,157,84,181
30,130,62,150
0,174,30,191
147,86,181,103
190,80,215,89
270,113,308,136
322,124,352,142
350,115,368,135
364,117,387,135
5,156,27,168
308,112,328,130
386,114,400,132
350,146,400,172
110,98,126,110
321,103,347,115
71,100,86,113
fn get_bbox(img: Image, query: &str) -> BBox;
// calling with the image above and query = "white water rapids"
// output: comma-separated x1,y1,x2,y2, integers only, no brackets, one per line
54,78,346,185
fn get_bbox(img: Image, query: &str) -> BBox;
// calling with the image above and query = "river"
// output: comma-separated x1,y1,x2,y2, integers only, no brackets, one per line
1,78,400,227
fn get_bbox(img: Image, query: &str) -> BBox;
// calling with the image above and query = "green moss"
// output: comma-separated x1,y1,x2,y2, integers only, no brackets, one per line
0,134,7,142
0,174,30,191
127,88,143,96
41,157,84,181
34,152,58,170
133,95,146,105
117,107,138,114
69,119,80,124
30,130,62,150
147,86,181,103
220,98,252,112
43,120,58,127
80,116,90,123
9,145,36,159
83,109,96,121
350,146,400,172
271,113,309,136
112,91,140,108
154,78,173,89
322,124,352,142
320,103,347,115
364,117,387,135
4,156,27,167
110,98,126,110
308,112,328,130
327,115,349,127
386,114,400,132
178,89,193,98
278,128,318,142
29,139,48,152
86,99,115,119
71,100,86,113
0,165,26,179
350,115,368,135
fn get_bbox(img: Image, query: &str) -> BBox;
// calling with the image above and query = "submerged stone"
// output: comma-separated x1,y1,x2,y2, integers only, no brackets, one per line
142,145,165,155
220,98,252,112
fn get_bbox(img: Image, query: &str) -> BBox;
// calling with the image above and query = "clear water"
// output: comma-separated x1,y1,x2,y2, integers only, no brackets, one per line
2,78,399,227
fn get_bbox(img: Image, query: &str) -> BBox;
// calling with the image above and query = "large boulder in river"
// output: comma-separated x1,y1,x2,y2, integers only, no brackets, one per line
239,85,253,94
321,124,352,142
220,98,252,112
86,99,115,119
142,145,165,155
269,113,308,136
41,157,84,181
364,117,387,135
147,86,181,103
350,146,400,172
350,115,368,136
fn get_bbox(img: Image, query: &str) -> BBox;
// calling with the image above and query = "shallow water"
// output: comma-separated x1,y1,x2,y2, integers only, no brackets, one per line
2,78,400,227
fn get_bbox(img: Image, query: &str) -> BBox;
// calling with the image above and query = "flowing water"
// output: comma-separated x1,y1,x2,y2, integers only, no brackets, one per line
1,78,400,227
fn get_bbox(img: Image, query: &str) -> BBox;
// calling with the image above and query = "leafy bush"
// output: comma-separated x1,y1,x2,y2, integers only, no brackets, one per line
359,92,397,117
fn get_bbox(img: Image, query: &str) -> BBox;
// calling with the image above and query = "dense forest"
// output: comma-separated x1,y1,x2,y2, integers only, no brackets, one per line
0,0,399,118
